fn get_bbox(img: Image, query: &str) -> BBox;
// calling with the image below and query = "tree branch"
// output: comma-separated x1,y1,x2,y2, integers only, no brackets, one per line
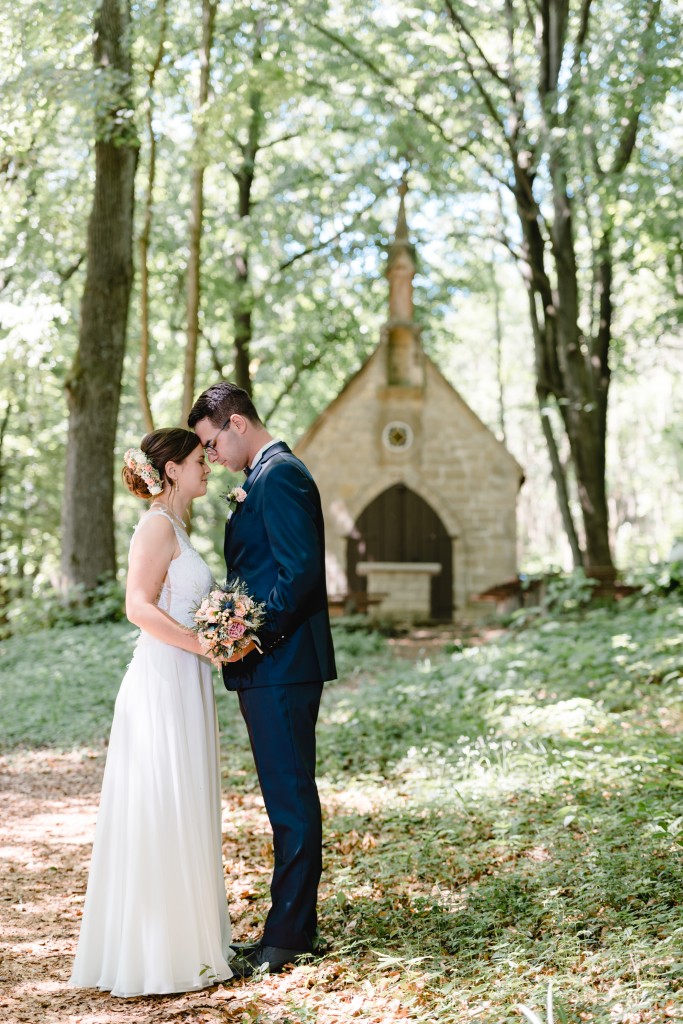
305,15,511,185
276,189,387,274
443,0,512,90
259,130,301,150
441,1,519,168
609,8,659,178
504,0,536,172
202,328,227,378
495,189,524,261
444,17,509,138
539,0,570,99
262,350,326,422
537,389,584,567
563,0,593,126
57,255,85,283
521,0,538,33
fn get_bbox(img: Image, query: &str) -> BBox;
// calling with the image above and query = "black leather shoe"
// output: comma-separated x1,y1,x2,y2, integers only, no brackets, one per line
230,940,261,955
230,944,312,978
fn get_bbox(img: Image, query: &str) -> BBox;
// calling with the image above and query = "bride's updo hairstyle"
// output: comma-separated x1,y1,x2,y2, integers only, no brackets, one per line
122,428,201,500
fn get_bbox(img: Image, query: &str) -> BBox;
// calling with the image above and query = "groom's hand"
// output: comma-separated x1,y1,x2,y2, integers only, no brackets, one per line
225,639,258,663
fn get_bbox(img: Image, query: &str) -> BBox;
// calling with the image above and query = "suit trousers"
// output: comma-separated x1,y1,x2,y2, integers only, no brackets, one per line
237,681,323,951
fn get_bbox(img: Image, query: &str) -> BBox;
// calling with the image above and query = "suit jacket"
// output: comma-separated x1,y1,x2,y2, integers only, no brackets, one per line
222,441,337,690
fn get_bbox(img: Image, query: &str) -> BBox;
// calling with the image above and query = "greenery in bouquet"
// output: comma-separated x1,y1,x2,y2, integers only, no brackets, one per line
193,580,266,661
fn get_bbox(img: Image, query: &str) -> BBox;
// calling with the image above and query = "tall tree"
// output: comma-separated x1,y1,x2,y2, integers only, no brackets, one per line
447,0,677,576
138,0,168,433
501,0,665,576
229,24,264,396
181,0,217,424
60,0,138,591
185,2,391,403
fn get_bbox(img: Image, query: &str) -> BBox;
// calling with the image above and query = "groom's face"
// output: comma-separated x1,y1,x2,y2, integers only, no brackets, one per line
194,415,247,473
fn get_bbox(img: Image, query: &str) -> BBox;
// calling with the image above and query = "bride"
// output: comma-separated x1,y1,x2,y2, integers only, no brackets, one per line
70,428,234,997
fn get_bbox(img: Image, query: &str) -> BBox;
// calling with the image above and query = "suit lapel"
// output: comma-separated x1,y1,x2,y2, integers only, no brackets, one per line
226,442,291,544
242,440,291,495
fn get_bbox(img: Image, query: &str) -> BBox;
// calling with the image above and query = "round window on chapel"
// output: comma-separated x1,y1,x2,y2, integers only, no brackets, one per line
382,421,414,451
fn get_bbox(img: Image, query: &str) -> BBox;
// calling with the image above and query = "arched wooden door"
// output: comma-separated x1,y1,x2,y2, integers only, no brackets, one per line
346,483,453,621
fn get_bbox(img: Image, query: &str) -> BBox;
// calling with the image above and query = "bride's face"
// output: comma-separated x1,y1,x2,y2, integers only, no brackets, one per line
176,445,211,498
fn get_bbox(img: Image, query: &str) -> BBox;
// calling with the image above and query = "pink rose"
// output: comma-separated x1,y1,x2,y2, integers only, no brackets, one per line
228,621,246,639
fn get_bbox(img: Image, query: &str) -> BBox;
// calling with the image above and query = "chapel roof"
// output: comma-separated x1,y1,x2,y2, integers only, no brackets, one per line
295,180,523,480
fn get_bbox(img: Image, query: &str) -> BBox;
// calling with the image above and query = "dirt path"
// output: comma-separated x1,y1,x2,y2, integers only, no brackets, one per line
0,748,409,1024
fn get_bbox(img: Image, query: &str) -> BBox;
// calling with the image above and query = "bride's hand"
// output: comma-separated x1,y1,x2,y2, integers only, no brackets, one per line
196,634,223,667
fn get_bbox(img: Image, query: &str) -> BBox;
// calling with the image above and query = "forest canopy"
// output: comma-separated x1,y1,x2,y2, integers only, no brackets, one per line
0,0,680,605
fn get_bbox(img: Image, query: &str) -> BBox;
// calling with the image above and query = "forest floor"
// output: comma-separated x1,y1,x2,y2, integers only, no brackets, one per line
1,743,397,1024
1,598,683,1024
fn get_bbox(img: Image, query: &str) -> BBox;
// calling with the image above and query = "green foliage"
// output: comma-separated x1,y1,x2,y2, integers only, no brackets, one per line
327,615,388,679
312,594,683,1021
0,615,383,751
4,576,126,639
541,570,600,614
0,0,681,605
2,593,679,1015
1,593,683,1015
0,620,135,750
626,559,683,597
2,593,682,1023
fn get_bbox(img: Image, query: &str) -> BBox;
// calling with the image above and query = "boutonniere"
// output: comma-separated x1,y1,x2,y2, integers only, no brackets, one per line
223,486,247,520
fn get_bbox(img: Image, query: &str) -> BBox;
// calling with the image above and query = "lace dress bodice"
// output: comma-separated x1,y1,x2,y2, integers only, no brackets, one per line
130,507,214,629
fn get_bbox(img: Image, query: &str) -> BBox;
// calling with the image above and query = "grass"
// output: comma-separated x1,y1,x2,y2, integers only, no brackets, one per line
1,595,682,1022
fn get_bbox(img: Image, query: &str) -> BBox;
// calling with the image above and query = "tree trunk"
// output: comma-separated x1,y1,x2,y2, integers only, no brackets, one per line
231,75,263,397
232,177,254,395
60,0,138,593
138,0,168,433
490,262,506,444
549,169,614,577
536,390,583,568
502,1,615,578
515,155,614,578
513,155,586,565
181,0,216,425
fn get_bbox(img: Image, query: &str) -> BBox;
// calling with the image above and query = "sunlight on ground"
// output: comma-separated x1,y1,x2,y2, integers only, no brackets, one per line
1,599,681,1023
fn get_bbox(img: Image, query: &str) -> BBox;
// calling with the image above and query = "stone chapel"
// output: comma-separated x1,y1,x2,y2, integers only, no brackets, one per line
295,183,524,622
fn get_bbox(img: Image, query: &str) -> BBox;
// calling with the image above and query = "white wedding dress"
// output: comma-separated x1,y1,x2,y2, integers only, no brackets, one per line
70,508,233,997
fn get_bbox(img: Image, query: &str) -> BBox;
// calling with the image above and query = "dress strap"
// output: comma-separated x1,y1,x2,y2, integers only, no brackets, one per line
144,506,190,542
128,506,190,563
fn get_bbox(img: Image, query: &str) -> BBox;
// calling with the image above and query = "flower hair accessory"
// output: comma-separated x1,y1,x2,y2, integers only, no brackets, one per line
223,486,247,519
124,447,163,495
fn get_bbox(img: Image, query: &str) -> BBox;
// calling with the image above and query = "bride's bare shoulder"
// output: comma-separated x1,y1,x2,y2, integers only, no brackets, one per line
130,509,176,548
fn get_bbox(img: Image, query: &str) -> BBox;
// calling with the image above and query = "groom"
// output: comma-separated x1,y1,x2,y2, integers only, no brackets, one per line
189,382,336,976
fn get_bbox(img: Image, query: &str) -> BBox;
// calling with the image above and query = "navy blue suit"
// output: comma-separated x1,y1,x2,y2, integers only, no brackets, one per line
222,441,336,950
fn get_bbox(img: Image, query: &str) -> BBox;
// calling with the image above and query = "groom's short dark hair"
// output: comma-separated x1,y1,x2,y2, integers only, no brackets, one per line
188,382,263,428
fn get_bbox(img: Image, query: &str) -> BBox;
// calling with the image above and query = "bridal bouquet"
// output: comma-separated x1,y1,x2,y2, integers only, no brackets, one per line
193,580,266,661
